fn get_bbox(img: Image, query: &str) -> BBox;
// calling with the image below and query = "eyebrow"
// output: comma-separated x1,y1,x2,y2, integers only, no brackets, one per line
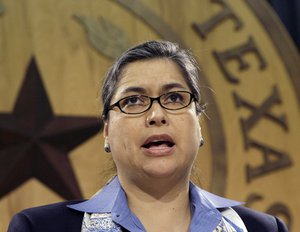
120,86,147,95
161,83,186,92
120,82,187,95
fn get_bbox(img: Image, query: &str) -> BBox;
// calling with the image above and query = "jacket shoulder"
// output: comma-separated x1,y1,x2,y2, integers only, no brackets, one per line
233,205,288,232
8,200,84,232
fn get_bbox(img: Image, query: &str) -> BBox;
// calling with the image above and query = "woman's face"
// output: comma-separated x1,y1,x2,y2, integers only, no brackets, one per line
104,58,202,182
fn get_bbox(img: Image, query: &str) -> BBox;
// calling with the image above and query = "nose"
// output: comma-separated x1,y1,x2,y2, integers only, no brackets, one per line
145,102,169,127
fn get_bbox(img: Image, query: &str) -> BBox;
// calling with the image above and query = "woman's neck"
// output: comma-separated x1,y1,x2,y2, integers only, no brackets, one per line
119,175,192,232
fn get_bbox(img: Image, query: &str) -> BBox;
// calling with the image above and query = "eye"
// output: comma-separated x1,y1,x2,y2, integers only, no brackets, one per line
164,92,184,104
120,95,147,108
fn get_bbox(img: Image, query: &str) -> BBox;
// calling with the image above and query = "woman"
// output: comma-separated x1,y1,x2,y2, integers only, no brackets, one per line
8,40,287,231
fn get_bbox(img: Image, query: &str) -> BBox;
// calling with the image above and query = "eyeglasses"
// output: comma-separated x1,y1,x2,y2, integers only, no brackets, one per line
109,91,195,115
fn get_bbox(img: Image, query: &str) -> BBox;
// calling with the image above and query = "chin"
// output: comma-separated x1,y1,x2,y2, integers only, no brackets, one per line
145,170,176,179
142,162,184,179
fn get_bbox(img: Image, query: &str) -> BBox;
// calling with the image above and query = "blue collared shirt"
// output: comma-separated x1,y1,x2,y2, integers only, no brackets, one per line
68,176,242,231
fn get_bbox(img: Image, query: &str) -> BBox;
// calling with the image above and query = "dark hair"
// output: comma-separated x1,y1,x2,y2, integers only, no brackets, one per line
101,40,203,120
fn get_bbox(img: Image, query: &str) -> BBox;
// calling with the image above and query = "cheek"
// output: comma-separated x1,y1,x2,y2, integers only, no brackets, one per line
107,116,139,150
177,114,201,146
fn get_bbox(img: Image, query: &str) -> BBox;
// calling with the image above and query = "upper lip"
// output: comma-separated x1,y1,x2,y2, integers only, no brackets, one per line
141,134,175,148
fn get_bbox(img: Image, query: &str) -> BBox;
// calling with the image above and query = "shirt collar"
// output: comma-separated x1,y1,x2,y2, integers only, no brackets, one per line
67,176,121,213
189,182,242,209
68,176,243,232
188,182,242,231
67,176,145,231
68,176,241,213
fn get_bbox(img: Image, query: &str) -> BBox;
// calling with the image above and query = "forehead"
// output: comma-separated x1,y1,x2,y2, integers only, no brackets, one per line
114,58,190,96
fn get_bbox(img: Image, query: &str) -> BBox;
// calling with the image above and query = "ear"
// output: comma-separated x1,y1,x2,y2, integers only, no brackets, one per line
103,120,109,139
197,116,203,140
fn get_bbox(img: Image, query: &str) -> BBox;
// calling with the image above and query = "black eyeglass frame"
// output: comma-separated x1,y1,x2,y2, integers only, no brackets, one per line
108,91,196,115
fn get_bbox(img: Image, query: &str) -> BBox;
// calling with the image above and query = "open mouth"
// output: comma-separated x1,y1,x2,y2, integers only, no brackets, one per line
142,140,175,149
142,134,175,151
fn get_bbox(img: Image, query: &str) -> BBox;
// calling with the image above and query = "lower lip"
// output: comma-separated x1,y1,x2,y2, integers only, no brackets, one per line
141,145,176,157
